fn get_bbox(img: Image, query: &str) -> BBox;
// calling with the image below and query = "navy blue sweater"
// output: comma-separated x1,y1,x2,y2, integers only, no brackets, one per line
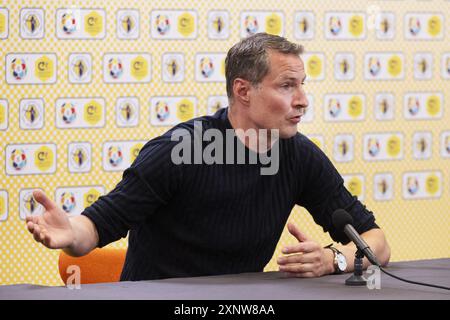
82,108,377,281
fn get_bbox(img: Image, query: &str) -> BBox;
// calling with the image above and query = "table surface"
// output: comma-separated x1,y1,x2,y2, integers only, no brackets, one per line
1,258,449,300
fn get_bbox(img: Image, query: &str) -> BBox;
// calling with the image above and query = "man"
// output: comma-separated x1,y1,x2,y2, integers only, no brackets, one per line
26,33,390,281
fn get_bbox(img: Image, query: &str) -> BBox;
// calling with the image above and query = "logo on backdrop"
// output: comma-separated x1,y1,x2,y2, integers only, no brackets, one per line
208,11,230,39
403,93,443,120
20,8,44,39
333,134,354,162
56,9,106,39
374,93,395,121
294,12,314,39
68,142,92,173
240,11,284,37
0,99,7,130
373,173,394,201
151,10,198,39
56,98,105,129
403,171,442,199
19,189,44,219
68,53,92,83
117,9,139,39
162,53,185,82
20,99,44,130
116,97,139,127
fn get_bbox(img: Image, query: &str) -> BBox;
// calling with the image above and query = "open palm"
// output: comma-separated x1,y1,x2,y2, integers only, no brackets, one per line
25,190,75,249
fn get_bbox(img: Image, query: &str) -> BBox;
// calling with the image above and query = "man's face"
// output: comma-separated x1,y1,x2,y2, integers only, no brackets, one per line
247,51,308,139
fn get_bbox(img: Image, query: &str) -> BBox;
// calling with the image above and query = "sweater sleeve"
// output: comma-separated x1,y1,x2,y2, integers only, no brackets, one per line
296,135,378,244
81,137,183,248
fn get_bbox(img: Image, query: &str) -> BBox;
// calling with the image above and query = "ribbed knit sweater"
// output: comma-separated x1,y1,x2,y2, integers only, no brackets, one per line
82,107,377,281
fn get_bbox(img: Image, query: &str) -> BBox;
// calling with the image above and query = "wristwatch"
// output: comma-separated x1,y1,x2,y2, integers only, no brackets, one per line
325,244,347,274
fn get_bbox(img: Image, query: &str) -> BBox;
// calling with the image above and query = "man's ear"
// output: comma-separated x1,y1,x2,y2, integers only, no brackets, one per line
232,78,251,106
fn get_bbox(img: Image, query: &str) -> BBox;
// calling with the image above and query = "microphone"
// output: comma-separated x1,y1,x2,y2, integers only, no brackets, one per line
332,209,450,291
332,209,380,266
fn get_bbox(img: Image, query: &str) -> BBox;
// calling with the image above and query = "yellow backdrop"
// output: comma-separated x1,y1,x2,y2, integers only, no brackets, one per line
0,0,449,286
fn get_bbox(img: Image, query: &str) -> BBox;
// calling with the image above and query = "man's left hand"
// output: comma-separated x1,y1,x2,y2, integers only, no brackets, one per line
277,222,334,278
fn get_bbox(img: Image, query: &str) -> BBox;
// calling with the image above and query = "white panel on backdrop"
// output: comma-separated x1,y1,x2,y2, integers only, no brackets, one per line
116,97,140,127
102,141,146,172
413,52,433,80
6,53,57,84
363,133,404,161
374,93,395,121
324,12,366,40
117,9,139,39
150,10,198,39
19,188,45,220
56,8,106,39
68,53,92,84
404,13,444,40
294,11,315,40
68,142,92,173
195,53,226,82
0,8,9,39
103,53,151,83
403,92,443,120
412,131,432,160
55,98,105,129
343,174,365,201
162,53,185,83
208,10,230,39
6,144,57,175
324,94,366,122
19,98,44,130
207,96,228,116
240,11,284,37
402,171,442,199
20,8,44,39
55,186,106,216
440,131,450,158
0,99,9,130
333,134,354,162
373,173,394,201
149,96,197,127
375,12,395,40
0,190,8,221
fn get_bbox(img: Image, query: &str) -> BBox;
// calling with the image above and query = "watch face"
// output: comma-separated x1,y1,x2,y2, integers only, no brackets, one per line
337,253,347,271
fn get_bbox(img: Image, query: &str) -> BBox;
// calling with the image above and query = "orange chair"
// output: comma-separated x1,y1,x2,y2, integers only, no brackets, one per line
58,248,127,284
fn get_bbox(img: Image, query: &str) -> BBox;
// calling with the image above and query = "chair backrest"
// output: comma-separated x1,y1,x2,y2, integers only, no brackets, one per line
58,248,127,284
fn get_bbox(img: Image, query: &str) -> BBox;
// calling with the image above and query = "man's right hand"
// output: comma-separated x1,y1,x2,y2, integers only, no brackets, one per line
25,190,75,249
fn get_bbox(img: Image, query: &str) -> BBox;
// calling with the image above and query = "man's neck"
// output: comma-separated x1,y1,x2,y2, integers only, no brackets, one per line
227,105,277,153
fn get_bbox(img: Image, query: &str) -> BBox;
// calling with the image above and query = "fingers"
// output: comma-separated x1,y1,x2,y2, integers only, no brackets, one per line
26,215,40,234
277,252,317,265
282,241,317,254
32,224,42,242
30,222,48,243
287,222,310,243
26,221,35,233
278,263,314,275
32,189,56,211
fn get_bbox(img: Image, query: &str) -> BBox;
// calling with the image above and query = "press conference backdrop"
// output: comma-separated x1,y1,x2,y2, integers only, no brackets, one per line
0,0,449,286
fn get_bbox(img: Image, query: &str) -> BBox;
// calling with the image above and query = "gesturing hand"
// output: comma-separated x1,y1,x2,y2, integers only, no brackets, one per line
277,222,333,278
25,190,75,249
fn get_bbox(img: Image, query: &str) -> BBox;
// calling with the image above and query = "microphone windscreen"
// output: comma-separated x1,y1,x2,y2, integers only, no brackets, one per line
332,209,354,230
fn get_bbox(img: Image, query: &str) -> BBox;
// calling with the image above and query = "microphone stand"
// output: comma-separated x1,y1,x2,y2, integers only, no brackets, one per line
345,249,367,286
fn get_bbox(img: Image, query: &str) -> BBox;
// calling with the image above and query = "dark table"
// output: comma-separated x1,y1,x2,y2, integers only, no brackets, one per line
1,258,449,300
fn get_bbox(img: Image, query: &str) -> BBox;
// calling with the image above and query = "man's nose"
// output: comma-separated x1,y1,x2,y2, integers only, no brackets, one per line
293,86,309,110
